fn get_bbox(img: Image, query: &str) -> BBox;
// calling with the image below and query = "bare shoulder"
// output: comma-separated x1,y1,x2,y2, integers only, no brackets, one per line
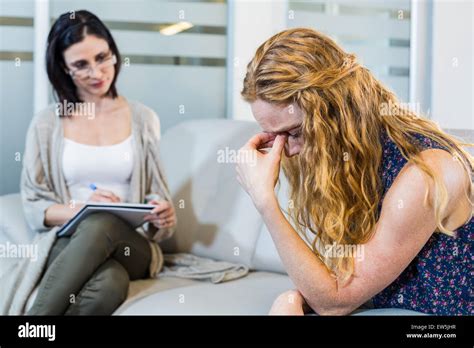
390,148,472,230
419,149,471,200
346,148,472,304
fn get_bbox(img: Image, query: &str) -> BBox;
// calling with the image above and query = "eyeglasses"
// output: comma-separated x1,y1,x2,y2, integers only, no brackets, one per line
68,54,117,79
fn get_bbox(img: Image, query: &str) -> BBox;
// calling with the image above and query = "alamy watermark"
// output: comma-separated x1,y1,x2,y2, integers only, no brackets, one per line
55,101,95,119
0,241,38,262
323,242,364,262
217,147,257,166
18,322,55,341
380,100,422,117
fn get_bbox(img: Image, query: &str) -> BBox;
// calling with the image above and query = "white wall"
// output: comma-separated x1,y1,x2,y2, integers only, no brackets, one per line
0,0,35,195
227,0,473,132
0,0,229,195
431,0,473,130
227,0,287,121
409,0,432,114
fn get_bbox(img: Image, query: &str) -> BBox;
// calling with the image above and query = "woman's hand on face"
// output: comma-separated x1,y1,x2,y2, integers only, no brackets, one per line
236,133,287,213
143,200,176,229
88,188,121,203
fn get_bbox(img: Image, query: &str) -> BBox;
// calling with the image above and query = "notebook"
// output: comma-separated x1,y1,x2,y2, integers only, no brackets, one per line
56,202,156,237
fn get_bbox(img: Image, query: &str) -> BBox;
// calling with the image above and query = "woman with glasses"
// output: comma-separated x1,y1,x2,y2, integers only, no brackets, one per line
22,10,176,315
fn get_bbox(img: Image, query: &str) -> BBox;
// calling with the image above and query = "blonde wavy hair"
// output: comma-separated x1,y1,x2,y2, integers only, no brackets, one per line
241,28,473,282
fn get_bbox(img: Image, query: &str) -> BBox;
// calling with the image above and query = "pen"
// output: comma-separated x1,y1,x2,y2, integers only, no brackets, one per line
89,183,97,191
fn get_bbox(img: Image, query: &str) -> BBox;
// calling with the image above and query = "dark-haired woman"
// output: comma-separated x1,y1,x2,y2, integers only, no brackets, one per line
22,10,176,315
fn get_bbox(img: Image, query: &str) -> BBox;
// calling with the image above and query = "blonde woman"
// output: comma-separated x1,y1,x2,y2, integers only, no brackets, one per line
236,28,473,315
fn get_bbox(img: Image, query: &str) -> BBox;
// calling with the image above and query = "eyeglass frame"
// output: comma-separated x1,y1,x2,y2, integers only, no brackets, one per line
67,53,118,79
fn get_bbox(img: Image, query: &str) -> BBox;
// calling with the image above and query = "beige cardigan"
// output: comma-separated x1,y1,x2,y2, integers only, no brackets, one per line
0,99,174,314
22,98,175,268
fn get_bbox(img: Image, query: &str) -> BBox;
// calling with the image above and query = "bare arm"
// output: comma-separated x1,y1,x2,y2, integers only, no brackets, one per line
237,134,472,315
44,188,121,227
44,203,84,227
261,149,470,314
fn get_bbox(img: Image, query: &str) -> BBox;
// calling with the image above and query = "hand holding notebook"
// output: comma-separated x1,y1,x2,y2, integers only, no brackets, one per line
56,202,156,237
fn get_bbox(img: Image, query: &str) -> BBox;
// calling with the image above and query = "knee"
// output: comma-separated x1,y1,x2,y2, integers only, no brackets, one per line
73,212,125,242
269,290,305,315
77,212,125,231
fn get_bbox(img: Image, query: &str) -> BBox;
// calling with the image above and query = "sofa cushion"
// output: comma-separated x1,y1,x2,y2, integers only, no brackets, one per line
116,271,295,315
0,193,33,245
251,225,286,274
159,120,265,267
251,174,317,274
444,128,474,156
117,274,426,316
250,176,289,274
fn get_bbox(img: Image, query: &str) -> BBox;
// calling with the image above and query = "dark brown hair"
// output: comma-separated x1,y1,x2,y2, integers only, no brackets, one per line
46,10,121,108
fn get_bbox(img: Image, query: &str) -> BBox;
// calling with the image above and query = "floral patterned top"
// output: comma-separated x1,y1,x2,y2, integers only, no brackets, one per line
372,131,473,315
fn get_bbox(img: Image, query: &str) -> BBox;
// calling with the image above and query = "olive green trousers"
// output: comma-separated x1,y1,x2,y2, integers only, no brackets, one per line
28,212,151,315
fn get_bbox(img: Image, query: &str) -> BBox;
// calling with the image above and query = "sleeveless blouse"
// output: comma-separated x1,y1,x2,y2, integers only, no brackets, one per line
372,131,473,315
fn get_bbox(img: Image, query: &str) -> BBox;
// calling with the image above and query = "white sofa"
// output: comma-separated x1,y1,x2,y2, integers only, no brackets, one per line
0,119,426,315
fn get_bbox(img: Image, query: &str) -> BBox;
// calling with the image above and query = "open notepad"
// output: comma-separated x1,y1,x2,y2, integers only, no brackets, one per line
56,202,156,237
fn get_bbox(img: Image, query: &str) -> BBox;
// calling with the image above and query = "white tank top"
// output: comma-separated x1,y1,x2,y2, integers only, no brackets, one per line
62,135,134,203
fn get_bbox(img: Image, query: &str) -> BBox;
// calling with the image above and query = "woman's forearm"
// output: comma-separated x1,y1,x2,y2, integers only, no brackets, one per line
260,196,349,314
44,203,83,227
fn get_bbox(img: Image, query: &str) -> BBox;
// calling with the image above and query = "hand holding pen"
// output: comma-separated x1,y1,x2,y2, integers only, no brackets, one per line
87,183,121,203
